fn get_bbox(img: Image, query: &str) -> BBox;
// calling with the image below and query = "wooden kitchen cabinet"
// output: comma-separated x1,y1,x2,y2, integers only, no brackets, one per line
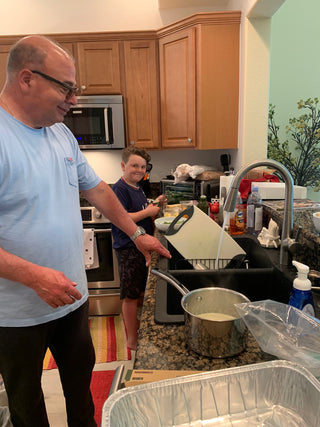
158,12,240,150
76,41,121,95
123,39,160,149
159,28,196,149
0,45,11,91
0,12,240,151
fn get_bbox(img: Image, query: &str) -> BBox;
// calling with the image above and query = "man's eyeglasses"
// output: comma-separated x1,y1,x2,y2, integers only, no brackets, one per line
30,70,79,99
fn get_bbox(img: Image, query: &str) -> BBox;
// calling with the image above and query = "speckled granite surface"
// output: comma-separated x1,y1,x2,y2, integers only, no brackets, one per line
134,199,320,371
134,251,275,371
263,199,320,270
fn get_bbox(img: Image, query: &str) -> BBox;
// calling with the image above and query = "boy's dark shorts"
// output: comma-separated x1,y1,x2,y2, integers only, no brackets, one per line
115,246,148,300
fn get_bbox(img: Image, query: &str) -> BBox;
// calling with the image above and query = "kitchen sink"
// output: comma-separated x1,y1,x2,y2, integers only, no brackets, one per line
154,235,293,323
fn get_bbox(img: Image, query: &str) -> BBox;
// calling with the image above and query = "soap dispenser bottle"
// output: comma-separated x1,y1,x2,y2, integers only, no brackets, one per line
288,260,315,316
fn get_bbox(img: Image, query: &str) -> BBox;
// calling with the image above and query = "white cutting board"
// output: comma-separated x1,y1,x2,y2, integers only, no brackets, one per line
165,205,245,262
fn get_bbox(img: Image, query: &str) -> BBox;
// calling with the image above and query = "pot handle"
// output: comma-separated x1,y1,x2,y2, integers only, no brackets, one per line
151,268,190,296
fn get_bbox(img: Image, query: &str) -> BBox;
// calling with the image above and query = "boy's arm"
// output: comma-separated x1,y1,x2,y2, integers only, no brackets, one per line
128,203,160,223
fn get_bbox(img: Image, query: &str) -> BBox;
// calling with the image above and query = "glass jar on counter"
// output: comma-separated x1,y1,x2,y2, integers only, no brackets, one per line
198,195,209,215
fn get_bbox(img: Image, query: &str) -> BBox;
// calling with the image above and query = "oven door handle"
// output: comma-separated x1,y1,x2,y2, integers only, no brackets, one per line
90,229,111,234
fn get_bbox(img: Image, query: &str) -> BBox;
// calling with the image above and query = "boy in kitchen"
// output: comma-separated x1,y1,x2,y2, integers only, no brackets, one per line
111,147,165,350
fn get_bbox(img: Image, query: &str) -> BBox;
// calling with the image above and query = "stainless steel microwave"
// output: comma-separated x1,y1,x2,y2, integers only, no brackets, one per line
63,95,125,150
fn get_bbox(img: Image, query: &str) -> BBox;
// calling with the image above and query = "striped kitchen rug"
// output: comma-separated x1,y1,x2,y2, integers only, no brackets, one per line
43,314,131,369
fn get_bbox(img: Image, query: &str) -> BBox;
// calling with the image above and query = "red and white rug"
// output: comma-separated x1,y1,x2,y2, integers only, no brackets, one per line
43,315,131,369
91,370,115,427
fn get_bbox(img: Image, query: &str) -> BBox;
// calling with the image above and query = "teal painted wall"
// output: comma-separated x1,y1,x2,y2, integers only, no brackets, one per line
269,0,320,201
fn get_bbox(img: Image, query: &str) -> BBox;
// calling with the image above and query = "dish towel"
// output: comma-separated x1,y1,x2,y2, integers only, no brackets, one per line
83,229,99,269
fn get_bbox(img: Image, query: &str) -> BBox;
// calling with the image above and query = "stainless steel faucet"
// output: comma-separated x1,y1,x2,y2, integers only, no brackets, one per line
223,159,294,267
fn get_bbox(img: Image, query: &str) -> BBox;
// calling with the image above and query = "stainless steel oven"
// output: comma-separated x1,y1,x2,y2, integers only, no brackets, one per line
81,207,121,316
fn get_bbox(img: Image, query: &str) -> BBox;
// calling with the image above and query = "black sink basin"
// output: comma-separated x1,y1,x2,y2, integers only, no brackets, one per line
154,235,293,323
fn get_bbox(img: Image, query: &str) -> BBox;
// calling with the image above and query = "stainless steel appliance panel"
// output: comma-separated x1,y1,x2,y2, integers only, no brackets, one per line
81,207,121,315
64,95,125,150
85,228,120,289
160,178,219,201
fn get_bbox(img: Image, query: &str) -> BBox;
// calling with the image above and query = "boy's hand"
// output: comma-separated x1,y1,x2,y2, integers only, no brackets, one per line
145,203,160,218
153,195,167,208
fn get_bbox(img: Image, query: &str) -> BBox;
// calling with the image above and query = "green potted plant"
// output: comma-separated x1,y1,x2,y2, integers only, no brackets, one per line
268,98,320,191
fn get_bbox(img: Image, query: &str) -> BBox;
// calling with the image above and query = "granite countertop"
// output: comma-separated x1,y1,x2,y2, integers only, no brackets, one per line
134,200,320,371
263,199,320,270
134,251,274,371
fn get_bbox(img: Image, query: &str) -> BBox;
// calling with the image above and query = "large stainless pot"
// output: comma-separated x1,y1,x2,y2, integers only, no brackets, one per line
151,269,250,358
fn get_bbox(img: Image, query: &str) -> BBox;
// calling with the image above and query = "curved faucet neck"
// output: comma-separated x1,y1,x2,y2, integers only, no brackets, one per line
224,159,294,266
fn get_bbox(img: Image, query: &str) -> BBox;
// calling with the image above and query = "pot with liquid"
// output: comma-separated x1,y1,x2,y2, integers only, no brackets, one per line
151,269,250,358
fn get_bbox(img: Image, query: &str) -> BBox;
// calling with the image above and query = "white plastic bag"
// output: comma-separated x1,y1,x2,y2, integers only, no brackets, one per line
172,164,215,183
236,300,320,378
0,407,12,427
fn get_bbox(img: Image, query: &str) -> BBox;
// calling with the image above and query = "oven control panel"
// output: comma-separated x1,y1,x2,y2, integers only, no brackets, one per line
81,206,110,224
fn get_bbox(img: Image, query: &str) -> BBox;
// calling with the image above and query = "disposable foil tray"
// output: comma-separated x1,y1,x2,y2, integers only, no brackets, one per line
102,360,320,427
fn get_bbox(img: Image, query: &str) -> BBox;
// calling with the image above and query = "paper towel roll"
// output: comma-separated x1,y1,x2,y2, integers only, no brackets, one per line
219,175,234,201
219,175,235,226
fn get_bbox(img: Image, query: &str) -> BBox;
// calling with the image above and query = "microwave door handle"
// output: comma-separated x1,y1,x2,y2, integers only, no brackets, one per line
104,108,110,145
104,107,114,145
107,107,114,144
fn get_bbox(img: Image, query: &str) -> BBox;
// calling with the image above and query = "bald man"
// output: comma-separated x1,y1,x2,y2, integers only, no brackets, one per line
0,35,170,427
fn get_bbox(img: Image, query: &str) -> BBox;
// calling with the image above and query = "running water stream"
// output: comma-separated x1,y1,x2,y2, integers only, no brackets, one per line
214,212,230,270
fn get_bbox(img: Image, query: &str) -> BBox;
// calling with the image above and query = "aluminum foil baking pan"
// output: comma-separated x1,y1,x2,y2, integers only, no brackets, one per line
102,360,320,426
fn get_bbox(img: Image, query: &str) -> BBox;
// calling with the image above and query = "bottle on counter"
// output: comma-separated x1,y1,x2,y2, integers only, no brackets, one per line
209,196,220,222
229,191,245,235
246,186,263,235
198,195,209,215
288,261,315,316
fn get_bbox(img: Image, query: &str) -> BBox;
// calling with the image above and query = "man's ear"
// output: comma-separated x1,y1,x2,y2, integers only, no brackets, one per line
19,69,33,92
120,161,126,171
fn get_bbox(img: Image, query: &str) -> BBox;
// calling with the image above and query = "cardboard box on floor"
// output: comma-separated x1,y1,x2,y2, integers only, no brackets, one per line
125,369,202,387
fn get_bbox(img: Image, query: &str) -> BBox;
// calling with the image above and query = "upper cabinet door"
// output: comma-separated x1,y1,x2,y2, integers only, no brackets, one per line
159,28,196,149
196,19,240,150
123,39,160,149
77,41,121,94
0,45,11,91
158,12,240,150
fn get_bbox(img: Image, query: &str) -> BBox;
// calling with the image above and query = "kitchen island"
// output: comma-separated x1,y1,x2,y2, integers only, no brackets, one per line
134,250,275,371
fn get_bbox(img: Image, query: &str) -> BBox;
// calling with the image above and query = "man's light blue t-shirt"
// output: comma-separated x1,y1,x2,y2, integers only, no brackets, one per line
0,107,101,326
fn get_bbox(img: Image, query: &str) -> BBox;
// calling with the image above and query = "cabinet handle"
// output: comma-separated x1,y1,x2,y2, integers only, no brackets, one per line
81,85,86,90
187,138,192,143
130,141,134,145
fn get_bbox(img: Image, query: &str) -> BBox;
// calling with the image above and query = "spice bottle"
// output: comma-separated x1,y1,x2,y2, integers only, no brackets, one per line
198,195,209,215
229,192,245,235
209,196,220,222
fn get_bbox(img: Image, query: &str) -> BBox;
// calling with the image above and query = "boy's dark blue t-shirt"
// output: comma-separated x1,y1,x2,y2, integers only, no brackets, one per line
111,177,153,249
